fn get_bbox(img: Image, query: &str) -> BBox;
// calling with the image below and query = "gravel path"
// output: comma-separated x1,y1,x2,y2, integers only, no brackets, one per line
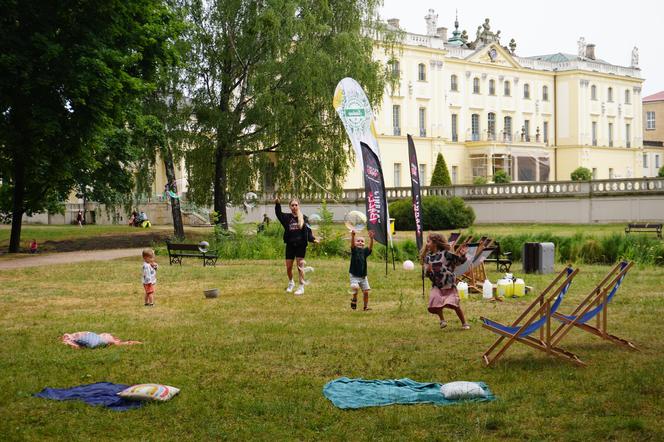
0,248,144,270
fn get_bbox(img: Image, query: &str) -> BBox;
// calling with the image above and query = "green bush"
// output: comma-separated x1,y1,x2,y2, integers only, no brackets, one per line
658,165,664,178
430,153,452,186
493,170,511,184
571,167,592,181
473,176,488,185
389,196,475,231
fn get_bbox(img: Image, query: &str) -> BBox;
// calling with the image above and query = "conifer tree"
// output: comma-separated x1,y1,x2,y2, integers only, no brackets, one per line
430,153,452,186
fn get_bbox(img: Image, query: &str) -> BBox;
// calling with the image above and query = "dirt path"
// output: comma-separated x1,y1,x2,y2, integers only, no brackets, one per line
0,248,144,270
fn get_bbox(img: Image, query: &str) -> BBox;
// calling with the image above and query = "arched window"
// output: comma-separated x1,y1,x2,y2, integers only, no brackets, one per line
489,79,496,95
488,112,496,138
418,63,426,81
450,74,458,91
591,85,597,100
625,89,631,104
473,77,480,94
504,81,511,96
608,87,613,102
523,83,530,99
542,85,549,101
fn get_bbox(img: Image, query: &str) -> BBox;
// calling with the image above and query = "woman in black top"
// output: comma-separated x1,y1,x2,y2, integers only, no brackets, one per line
275,198,318,295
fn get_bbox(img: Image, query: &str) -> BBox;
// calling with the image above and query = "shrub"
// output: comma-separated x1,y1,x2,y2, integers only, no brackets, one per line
473,176,488,185
493,170,511,184
659,165,664,178
430,153,452,186
389,196,475,231
571,167,592,181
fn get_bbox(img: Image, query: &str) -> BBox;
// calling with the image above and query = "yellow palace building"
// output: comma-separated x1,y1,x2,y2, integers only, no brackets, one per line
343,10,646,188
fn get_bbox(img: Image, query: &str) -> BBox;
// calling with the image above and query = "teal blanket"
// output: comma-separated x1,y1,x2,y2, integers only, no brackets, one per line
323,377,495,409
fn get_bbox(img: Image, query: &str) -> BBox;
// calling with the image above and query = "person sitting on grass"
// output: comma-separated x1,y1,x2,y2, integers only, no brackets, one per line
141,248,158,307
420,233,470,330
349,229,374,311
29,239,38,254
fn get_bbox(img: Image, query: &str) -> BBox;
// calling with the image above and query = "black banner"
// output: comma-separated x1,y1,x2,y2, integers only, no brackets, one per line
361,141,388,246
407,135,424,252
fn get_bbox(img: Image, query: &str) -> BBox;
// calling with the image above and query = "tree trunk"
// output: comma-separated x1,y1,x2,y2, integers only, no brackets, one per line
163,146,185,239
213,145,228,229
9,163,25,253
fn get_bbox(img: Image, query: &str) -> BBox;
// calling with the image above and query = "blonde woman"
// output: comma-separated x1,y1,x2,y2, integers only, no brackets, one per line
275,198,318,295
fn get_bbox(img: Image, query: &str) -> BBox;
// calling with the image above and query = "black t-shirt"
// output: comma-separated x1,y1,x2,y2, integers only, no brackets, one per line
349,247,372,277
275,203,314,245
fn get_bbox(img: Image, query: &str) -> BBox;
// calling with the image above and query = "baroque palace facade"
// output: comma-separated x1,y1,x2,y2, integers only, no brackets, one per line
343,10,646,188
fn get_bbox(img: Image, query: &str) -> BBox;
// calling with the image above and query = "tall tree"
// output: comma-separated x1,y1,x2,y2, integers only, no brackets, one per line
184,0,391,228
0,0,178,252
430,153,452,186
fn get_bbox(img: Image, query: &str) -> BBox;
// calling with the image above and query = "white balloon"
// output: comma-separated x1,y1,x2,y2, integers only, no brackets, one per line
403,260,415,271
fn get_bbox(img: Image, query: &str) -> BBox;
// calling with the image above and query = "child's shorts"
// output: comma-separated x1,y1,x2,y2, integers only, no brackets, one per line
143,283,155,295
350,274,370,291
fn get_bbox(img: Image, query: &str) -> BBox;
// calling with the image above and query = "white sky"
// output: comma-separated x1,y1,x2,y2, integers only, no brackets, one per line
379,0,664,96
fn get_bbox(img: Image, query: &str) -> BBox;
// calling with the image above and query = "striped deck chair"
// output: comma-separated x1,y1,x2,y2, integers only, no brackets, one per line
550,261,636,351
447,232,461,248
480,266,584,366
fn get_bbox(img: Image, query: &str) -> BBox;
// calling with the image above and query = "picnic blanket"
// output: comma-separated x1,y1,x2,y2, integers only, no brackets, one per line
34,382,144,411
323,377,495,409
62,332,141,349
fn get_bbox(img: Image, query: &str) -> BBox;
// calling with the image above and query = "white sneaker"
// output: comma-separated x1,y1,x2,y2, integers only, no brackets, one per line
440,320,448,329
286,281,295,293
294,285,305,296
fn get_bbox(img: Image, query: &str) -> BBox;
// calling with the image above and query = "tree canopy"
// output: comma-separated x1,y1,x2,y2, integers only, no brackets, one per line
184,0,392,227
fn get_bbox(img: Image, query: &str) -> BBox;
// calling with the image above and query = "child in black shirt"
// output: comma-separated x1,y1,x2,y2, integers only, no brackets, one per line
349,229,374,311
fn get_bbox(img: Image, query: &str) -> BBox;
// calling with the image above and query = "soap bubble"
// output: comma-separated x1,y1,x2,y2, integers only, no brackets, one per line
402,260,415,271
243,192,259,209
198,241,210,253
307,213,322,230
344,210,367,232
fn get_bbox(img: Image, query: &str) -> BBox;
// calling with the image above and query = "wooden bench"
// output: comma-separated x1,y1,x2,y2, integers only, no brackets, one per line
625,223,662,239
166,243,218,267
484,242,512,272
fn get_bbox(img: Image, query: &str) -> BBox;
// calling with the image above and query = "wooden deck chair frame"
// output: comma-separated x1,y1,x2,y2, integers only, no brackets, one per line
550,261,636,351
481,266,585,367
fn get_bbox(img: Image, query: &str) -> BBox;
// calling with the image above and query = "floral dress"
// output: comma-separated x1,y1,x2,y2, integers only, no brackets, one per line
425,250,467,310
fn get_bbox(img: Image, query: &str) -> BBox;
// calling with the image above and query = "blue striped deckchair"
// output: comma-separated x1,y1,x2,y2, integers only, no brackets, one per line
481,266,584,366
550,261,636,350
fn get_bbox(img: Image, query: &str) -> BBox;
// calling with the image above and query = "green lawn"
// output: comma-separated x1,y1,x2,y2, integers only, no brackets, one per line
1,257,662,440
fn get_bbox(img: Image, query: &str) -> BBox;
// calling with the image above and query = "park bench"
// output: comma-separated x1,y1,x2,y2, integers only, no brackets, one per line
624,223,662,239
484,242,512,272
166,243,218,267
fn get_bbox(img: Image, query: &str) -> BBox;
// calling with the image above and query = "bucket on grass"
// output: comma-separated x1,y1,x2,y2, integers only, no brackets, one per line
204,288,219,299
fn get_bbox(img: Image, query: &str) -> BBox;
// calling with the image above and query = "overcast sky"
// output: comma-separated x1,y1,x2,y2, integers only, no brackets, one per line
379,0,664,96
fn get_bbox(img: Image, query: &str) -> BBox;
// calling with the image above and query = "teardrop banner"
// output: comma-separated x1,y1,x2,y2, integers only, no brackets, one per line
360,142,387,247
407,135,423,252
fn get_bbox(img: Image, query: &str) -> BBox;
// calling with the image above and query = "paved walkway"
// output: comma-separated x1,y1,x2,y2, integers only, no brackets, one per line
0,248,144,270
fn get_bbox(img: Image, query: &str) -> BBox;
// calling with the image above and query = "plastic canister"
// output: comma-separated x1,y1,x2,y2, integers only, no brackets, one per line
497,278,509,298
482,279,493,300
514,278,525,297
457,281,469,300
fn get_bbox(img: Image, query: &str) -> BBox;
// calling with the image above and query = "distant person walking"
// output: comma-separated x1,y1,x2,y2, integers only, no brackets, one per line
76,210,84,228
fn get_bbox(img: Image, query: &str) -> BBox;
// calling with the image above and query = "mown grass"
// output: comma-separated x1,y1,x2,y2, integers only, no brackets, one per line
0,257,663,441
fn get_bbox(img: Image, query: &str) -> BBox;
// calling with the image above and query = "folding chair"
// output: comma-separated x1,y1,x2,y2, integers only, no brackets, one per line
481,266,584,366
550,261,636,350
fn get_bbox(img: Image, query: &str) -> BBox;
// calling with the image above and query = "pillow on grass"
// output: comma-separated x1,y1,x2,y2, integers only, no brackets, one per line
440,381,490,400
74,332,107,349
118,384,180,402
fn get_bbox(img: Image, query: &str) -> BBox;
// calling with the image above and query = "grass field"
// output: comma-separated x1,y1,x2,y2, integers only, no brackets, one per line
1,256,663,441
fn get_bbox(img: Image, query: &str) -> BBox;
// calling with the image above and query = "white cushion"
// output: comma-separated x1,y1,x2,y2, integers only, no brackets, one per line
440,381,489,400
118,384,180,402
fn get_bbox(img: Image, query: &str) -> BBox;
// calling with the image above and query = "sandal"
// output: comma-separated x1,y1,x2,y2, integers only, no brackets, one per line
350,299,357,310
363,306,372,311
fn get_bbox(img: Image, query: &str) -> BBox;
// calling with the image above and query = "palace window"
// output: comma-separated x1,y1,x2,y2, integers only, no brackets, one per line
487,112,496,139
643,154,648,168
625,89,631,104
489,79,496,95
394,163,402,187
389,60,400,79
608,87,614,102
418,63,426,81
450,74,458,91
523,120,530,142
523,83,530,99
470,154,488,179
542,85,549,101
504,81,511,96
473,77,480,94
392,105,401,136
451,114,458,142
419,164,427,183
646,111,656,130
543,121,549,144
608,122,614,147
504,116,513,141
471,113,480,141
419,107,427,137
592,122,598,146
626,123,631,147
591,85,597,100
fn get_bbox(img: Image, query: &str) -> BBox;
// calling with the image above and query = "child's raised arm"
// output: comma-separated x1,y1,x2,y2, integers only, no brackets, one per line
350,230,356,249
367,230,375,251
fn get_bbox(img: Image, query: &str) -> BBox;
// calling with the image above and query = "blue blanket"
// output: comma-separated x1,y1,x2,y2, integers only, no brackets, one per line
35,382,144,411
323,377,495,409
